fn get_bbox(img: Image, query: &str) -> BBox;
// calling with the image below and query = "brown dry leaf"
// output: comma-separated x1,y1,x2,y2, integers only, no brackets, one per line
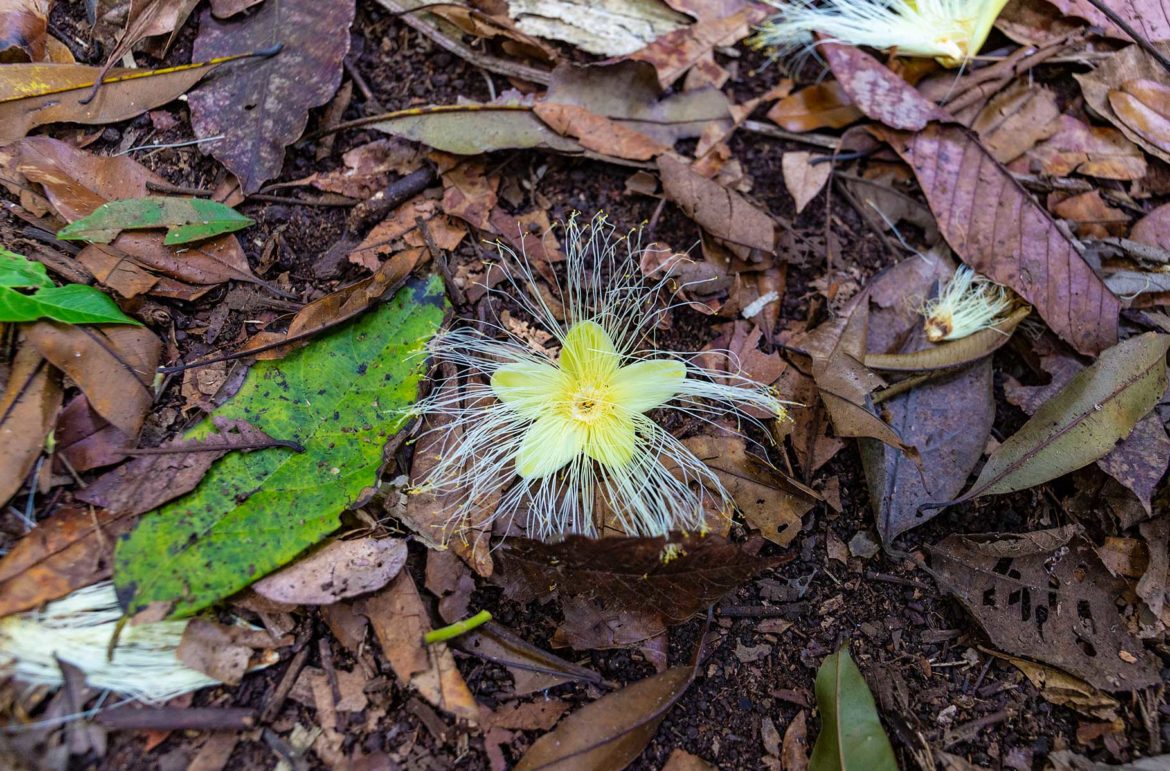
497,533,780,622
781,152,832,214
1050,190,1129,239
480,700,570,732
1131,201,1170,249
658,154,776,256
361,571,479,722
349,196,461,271
928,530,1161,691
971,83,1061,163
783,710,809,771
251,537,408,605
242,247,426,360
821,42,948,131
211,0,264,18
1076,43,1170,164
767,81,863,132
986,650,1121,720
290,138,422,200
441,161,499,232
177,619,283,685
779,366,844,478
25,322,160,438
997,0,1086,45
1004,349,1170,514
55,394,131,473
533,102,669,160
1136,515,1168,619
552,596,667,667
663,748,717,771
1043,0,1170,42
1109,78,1170,156
877,122,1120,355
455,621,603,696
682,434,814,546
0,0,49,62
96,0,201,83
188,0,355,193
1028,115,1147,181
628,3,767,87
0,342,61,508
425,549,476,623
0,59,226,143
515,666,694,771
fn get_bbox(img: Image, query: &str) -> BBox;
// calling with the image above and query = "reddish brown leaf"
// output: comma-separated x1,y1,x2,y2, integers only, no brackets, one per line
1076,43,1170,164
455,621,603,696
251,537,408,605
497,534,780,623
658,154,775,255
1049,190,1129,239
1042,0,1170,42
1027,115,1147,180
0,0,48,62
533,102,669,160
1109,79,1170,155
0,342,61,507
188,0,356,193
876,123,1120,355
820,42,948,131
55,394,131,473
628,4,767,87
25,321,160,438
971,83,1061,163
767,81,862,132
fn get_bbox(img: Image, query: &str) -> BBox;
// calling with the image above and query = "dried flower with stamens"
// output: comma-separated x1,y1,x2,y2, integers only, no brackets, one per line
751,0,1010,68
410,213,790,541
922,265,1014,342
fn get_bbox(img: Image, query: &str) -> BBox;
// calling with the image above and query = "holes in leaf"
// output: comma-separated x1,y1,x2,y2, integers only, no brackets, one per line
982,587,997,606
1077,638,1097,658
992,557,1013,575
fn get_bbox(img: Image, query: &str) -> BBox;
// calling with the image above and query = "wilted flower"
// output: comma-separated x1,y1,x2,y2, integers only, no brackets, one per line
410,214,789,541
752,0,1010,67
922,265,1014,342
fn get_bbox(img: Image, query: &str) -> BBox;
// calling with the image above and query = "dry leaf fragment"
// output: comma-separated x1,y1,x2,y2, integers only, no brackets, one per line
629,3,768,87
767,81,862,132
1076,42,1170,164
533,102,669,160
781,152,832,214
0,0,49,62
1029,115,1147,180
0,342,60,508
970,83,1061,163
658,154,776,256
1109,78,1170,155
251,537,408,605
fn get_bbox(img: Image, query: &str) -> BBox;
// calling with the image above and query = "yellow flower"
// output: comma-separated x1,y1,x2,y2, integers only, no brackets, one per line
412,214,788,540
752,0,1010,68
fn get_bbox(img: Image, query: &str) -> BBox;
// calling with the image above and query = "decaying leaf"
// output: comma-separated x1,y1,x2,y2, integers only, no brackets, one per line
498,533,780,622
781,152,832,215
971,83,1061,164
629,3,767,87
506,0,689,56
984,650,1121,720
57,197,252,246
455,621,603,696
1076,43,1170,165
0,342,61,508
0,0,49,62
928,529,1161,691
361,571,479,721
821,42,947,131
808,646,898,771
865,306,1029,373
188,0,356,193
950,333,1169,504
516,665,694,770
1028,115,1148,180
375,98,583,156
251,537,408,605
1043,0,1170,43
767,81,862,133
658,154,776,256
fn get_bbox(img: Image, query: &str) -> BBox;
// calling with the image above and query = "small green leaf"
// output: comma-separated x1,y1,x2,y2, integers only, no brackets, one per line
0,248,54,288
56,197,253,245
0,249,140,325
114,275,446,618
809,645,899,771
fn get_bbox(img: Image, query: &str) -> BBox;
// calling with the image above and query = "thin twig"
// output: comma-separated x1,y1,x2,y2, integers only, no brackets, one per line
1078,0,1170,73
742,119,839,150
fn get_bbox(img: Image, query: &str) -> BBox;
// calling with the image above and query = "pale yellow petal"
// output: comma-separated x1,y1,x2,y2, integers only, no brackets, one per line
560,320,619,382
515,413,585,478
583,411,637,469
610,359,686,414
491,361,565,419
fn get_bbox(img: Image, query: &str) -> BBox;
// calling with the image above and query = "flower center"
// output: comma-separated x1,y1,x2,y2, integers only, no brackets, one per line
568,384,610,424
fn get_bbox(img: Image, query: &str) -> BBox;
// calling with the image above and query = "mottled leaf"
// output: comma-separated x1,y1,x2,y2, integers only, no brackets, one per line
114,277,445,618
820,42,947,131
188,1,356,193
251,537,408,605
808,646,898,771
57,197,252,245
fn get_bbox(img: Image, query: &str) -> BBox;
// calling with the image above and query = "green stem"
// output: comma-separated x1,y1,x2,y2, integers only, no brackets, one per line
424,610,492,645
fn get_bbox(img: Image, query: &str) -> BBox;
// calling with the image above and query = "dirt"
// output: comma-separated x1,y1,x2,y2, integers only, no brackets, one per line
1,4,1164,771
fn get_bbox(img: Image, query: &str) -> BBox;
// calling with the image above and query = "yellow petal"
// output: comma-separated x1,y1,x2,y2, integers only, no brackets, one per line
560,320,619,382
610,359,686,414
491,361,566,419
583,411,637,469
515,413,585,478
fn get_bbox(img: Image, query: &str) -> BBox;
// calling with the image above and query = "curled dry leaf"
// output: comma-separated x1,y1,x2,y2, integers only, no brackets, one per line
928,529,1161,691
25,321,161,438
985,650,1121,720
1076,43,1170,165
361,571,479,722
497,533,781,623
251,537,408,605
767,81,862,132
629,3,767,87
950,332,1169,504
1108,79,1170,156
188,0,356,193
455,621,603,696
1004,348,1170,514
865,306,1030,373
0,0,49,62
1029,115,1148,181
533,102,669,160
0,342,60,508
177,618,283,685
516,666,694,771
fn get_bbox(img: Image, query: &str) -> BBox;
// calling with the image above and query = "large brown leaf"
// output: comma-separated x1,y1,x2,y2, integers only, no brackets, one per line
25,321,161,438
497,534,780,623
0,342,61,508
877,123,1120,355
189,0,355,193
1043,0,1170,42
657,154,776,255
929,529,1161,691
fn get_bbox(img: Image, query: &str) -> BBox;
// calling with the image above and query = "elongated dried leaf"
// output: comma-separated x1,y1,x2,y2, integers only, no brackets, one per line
953,332,1169,502
928,530,1161,691
657,154,775,254
986,650,1120,720
25,321,160,438
820,42,947,131
808,646,898,771
533,102,668,160
0,343,60,507
188,1,356,193
1004,349,1170,513
0,59,227,143
516,666,694,771
877,122,1120,355
455,621,603,696
251,537,408,605
864,306,1029,372
376,100,582,155
497,534,778,623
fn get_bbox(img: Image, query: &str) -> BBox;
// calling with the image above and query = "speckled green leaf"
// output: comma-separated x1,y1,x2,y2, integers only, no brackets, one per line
0,248,139,325
114,275,445,618
809,645,899,771
57,196,252,245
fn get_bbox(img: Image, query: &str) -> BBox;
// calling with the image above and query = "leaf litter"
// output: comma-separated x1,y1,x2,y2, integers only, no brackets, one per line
2,0,1170,768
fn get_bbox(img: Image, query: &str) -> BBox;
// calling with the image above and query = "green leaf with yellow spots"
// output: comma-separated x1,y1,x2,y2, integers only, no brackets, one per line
57,196,252,245
114,275,445,618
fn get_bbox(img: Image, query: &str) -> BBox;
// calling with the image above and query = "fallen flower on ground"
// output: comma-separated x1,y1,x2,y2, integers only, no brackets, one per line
922,265,1015,342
